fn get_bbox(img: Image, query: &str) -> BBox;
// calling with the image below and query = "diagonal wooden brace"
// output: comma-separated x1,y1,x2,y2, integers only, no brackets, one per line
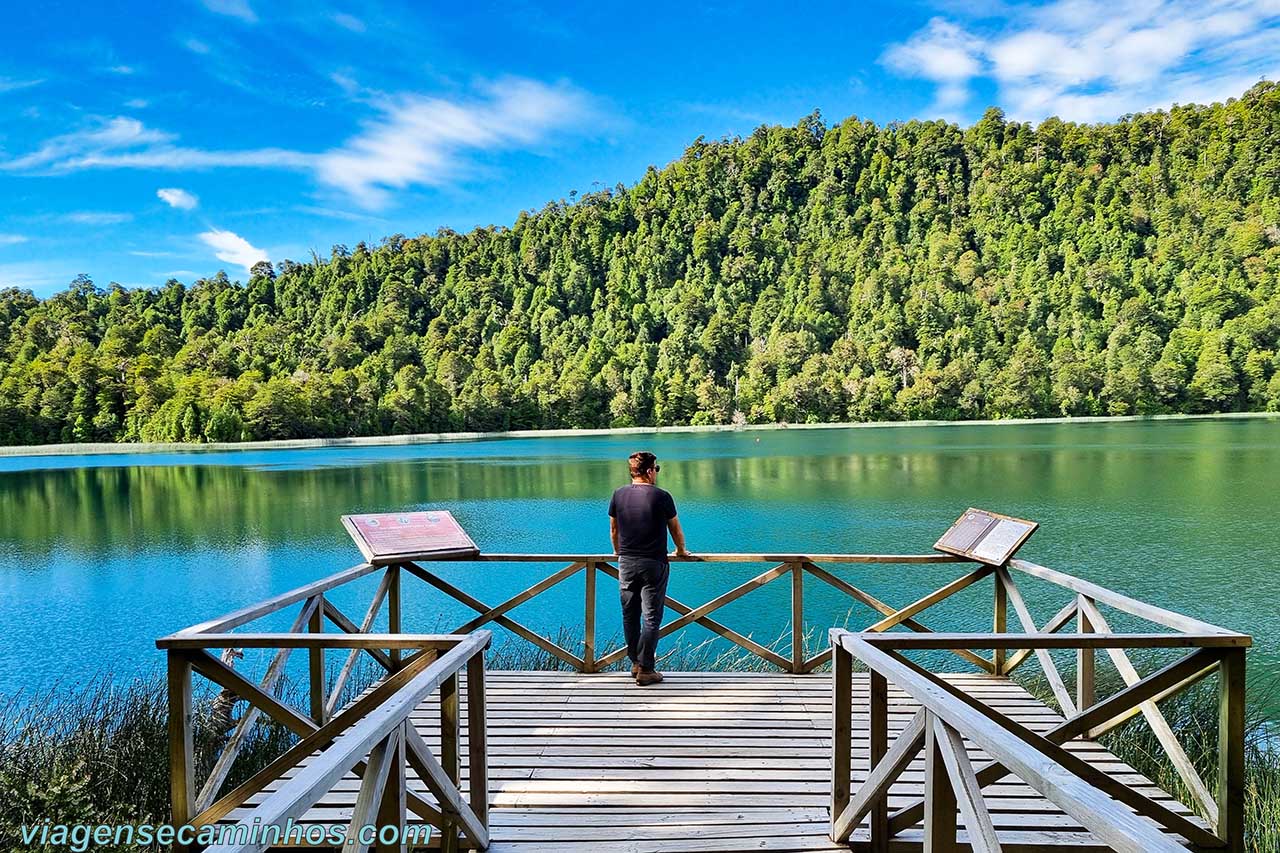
595,563,791,669
403,562,584,670
805,563,993,673
882,646,1224,849
595,562,791,670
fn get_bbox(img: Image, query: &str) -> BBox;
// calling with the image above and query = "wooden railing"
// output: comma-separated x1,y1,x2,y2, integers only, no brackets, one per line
401,552,995,674
828,559,1251,853
157,574,492,852
159,550,1250,852
156,551,1001,845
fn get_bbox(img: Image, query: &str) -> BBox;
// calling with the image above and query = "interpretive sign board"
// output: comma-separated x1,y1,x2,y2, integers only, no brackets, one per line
933,508,1038,566
341,510,479,565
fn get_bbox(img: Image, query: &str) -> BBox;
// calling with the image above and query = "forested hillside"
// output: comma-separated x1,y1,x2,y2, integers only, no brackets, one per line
3,83,1280,444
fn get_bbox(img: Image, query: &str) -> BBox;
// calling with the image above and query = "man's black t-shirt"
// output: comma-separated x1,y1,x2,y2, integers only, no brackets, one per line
608,484,677,559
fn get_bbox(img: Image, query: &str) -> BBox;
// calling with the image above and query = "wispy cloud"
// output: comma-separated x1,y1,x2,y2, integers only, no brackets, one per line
883,18,983,116
330,71,360,95
315,77,591,207
3,118,170,172
0,233,28,245
2,78,593,209
157,187,199,210
0,75,44,94
64,211,133,225
883,0,1280,122
294,204,388,223
0,116,313,173
199,228,268,272
331,12,365,33
202,0,257,24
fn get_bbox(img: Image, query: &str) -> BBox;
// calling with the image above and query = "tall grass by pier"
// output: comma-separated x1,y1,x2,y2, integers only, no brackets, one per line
1098,683,1280,853
2,633,1277,852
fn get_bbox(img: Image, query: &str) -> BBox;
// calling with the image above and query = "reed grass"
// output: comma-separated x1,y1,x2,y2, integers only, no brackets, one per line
0,676,291,850
1013,664,1280,853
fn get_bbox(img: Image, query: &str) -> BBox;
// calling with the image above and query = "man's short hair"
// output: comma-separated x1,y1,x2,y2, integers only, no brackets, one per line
629,451,658,478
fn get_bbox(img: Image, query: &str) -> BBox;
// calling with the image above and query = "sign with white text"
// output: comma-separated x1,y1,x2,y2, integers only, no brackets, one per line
341,510,479,565
933,508,1037,566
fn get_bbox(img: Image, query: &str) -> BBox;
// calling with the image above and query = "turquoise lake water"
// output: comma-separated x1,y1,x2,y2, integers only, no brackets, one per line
0,417,1276,706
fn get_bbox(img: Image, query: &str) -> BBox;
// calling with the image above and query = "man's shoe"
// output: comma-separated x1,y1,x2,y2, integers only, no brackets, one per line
630,663,641,677
635,670,664,686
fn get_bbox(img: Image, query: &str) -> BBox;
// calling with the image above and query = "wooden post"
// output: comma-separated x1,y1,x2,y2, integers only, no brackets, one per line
1077,595,1096,710
375,724,408,853
388,566,402,672
583,561,596,674
923,713,959,853
1217,648,1246,853
791,563,804,674
992,572,1007,675
309,595,327,725
830,640,853,838
466,653,489,835
167,651,194,848
870,669,890,853
440,672,460,853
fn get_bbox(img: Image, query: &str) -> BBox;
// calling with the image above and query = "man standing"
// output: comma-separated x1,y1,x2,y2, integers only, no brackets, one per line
608,451,689,686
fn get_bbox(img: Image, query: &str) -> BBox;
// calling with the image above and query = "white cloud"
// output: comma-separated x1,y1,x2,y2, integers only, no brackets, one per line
124,98,149,109
294,204,388,223
885,19,983,83
0,116,313,173
989,31,1089,84
883,0,1280,122
315,78,590,208
3,117,171,172
199,228,268,273
331,12,365,33
0,76,44,93
331,71,360,95
883,18,984,112
107,64,136,76
0,233,28,245
157,187,199,210
183,38,212,55
202,0,257,23
1,78,592,209
64,211,132,225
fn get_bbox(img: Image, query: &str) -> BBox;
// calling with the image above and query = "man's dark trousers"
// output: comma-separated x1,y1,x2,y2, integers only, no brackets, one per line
618,555,669,671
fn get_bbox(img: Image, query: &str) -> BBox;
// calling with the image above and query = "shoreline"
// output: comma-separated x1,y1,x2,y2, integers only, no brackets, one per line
0,410,1275,459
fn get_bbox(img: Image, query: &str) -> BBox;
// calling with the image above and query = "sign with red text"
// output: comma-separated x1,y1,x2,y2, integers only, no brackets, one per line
341,510,479,565
933,508,1037,566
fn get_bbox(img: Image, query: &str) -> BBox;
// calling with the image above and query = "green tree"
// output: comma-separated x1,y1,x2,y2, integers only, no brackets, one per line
1,82,1279,444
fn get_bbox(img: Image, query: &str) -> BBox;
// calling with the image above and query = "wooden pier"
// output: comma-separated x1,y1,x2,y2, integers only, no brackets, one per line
157,552,1249,853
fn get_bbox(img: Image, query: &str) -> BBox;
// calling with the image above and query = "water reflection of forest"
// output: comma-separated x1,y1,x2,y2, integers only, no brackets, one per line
1,433,1255,557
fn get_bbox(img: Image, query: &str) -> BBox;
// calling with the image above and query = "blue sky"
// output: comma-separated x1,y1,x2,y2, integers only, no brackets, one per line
2,0,1278,296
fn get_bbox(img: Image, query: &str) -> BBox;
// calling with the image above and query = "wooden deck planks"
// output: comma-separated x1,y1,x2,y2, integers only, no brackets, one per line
220,671,1208,852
